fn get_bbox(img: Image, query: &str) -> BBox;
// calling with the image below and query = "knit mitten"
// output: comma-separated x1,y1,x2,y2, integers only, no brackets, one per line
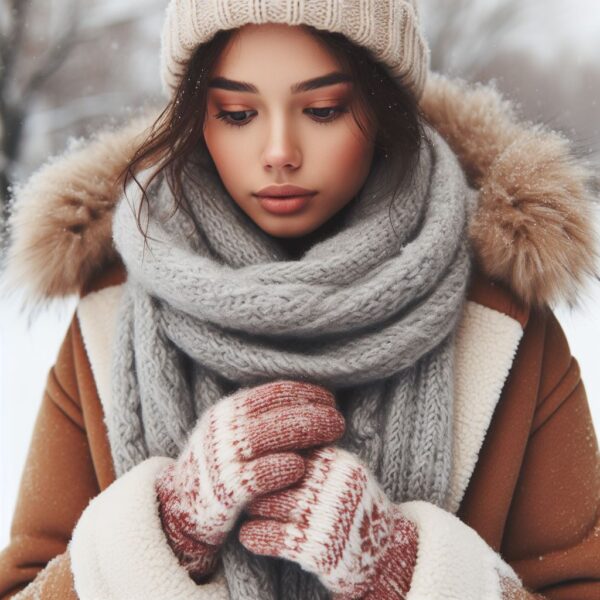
239,446,419,599
155,380,346,582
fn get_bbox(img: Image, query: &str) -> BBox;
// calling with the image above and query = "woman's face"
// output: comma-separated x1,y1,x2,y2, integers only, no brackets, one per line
203,23,376,239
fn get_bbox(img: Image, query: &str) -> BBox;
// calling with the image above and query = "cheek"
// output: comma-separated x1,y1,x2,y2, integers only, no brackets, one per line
203,125,246,187
315,126,374,189
338,136,372,170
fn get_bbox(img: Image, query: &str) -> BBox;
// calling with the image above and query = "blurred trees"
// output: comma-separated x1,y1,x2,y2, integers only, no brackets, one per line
0,0,80,227
422,0,600,190
422,0,525,78
0,0,163,237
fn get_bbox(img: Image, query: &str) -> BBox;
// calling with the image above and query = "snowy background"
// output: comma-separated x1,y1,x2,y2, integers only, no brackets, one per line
1,0,599,549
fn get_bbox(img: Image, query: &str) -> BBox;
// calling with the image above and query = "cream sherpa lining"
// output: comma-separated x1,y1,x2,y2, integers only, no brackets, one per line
446,301,524,514
76,284,124,422
69,457,230,600
3,74,599,308
400,500,520,600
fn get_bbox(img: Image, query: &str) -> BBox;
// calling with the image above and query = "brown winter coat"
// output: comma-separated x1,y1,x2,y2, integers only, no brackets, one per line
0,75,599,599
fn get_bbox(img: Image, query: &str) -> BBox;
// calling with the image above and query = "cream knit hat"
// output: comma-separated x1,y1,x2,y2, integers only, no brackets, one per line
161,0,430,99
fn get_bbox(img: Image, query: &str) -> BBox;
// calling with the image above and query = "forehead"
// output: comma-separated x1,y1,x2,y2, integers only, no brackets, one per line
212,23,342,81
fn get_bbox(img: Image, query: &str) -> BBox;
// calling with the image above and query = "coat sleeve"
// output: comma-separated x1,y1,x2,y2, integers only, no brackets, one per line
0,317,100,599
0,315,229,600
500,311,600,599
393,310,599,600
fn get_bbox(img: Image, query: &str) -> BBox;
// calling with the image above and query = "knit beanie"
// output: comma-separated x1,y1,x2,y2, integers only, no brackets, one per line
161,0,430,99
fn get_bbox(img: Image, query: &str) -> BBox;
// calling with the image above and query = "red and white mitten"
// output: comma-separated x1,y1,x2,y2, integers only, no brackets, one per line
239,446,418,599
155,380,346,582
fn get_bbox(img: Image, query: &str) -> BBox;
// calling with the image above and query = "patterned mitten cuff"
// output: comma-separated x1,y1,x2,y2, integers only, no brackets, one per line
240,446,419,599
156,463,221,582
355,508,418,599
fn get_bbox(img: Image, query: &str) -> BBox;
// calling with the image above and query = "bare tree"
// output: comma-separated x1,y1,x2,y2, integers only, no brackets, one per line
0,0,80,228
0,0,164,239
420,0,526,78
421,0,600,191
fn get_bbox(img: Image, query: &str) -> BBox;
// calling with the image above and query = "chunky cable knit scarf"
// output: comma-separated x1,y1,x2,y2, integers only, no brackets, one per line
109,124,473,599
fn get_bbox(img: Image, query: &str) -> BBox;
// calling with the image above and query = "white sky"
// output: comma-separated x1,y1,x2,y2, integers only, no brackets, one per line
542,0,600,55
1,0,600,550
423,0,600,60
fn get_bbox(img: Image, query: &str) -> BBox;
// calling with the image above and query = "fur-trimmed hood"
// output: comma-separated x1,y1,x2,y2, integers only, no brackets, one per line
3,74,599,308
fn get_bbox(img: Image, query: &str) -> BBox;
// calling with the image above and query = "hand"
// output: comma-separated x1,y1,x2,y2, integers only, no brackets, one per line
239,446,419,599
155,380,345,582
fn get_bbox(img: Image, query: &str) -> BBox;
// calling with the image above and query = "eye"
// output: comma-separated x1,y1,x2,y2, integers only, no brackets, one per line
215,109,256,128
214,106,348,128
305,106,348,124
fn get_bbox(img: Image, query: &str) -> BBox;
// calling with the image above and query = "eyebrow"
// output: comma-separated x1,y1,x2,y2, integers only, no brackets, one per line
208,71,353,94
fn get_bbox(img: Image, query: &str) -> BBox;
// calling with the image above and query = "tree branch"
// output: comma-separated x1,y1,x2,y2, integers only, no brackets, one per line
0,0,32,91
22,23,80,102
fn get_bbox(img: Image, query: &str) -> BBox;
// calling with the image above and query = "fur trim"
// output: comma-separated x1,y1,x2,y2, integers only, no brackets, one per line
421,74,599,307
2,114,156,305
3,75,598,308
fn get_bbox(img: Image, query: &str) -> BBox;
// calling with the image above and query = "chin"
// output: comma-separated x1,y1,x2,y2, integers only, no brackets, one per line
256,215,322,239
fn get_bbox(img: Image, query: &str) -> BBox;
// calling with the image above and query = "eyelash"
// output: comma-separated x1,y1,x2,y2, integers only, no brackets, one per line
214,106,348,128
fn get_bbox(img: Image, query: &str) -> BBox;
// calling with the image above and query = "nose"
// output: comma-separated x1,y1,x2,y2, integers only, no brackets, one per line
261,115,302,172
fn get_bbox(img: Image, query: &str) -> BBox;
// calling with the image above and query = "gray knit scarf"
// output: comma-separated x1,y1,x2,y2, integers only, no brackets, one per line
109,124,473,599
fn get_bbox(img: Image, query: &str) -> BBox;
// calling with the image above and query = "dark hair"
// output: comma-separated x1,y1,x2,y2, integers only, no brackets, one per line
121,25,426,239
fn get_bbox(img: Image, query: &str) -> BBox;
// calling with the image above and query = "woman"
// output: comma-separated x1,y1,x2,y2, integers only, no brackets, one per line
1,1,599,599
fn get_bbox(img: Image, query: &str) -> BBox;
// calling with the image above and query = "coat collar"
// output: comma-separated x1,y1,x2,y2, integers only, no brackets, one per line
4,74,598,309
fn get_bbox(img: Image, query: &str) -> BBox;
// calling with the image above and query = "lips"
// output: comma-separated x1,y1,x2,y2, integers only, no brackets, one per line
258,195,312,215
255,184,317,198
